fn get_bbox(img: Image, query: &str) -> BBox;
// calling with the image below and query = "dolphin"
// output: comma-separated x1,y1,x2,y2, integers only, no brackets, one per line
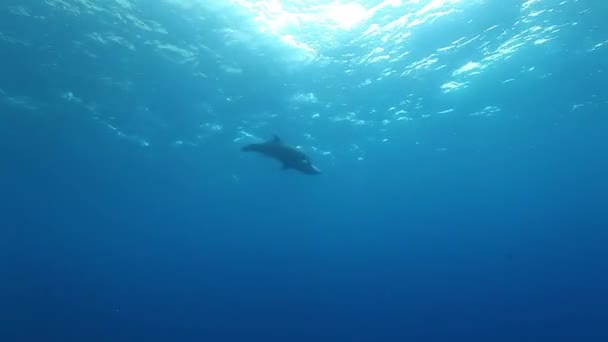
242,135,321,175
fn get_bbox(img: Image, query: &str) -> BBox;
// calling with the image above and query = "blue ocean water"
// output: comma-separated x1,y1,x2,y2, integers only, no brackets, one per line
1,0,607,341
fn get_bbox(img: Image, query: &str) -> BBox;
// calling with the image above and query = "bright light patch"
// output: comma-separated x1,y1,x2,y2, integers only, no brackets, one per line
323,3,369,30
454,61,480,75
418,0,461,16
522,0,541,10
280,35,316,55
291,92,319,103
441,81,468,93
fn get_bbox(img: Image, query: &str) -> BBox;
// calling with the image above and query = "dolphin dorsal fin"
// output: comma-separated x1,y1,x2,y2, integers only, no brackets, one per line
271,135,282,144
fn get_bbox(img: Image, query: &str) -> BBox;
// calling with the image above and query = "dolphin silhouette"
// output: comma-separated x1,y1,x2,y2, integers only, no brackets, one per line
242,135,321,175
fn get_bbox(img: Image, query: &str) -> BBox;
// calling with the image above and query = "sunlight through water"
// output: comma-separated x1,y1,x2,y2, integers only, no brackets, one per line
13,0,598,156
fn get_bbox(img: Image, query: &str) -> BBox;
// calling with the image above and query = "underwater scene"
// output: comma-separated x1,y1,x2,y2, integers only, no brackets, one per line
1,0,607,341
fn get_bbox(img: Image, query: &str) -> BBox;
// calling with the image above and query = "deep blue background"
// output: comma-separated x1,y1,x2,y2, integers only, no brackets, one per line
1,0,608,341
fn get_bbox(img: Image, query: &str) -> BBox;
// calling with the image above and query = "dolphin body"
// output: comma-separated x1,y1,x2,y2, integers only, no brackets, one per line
242,135,321,175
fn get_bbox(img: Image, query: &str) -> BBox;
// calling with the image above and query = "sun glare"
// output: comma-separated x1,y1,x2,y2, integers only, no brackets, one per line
228,0,464,55
323,3,370,30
